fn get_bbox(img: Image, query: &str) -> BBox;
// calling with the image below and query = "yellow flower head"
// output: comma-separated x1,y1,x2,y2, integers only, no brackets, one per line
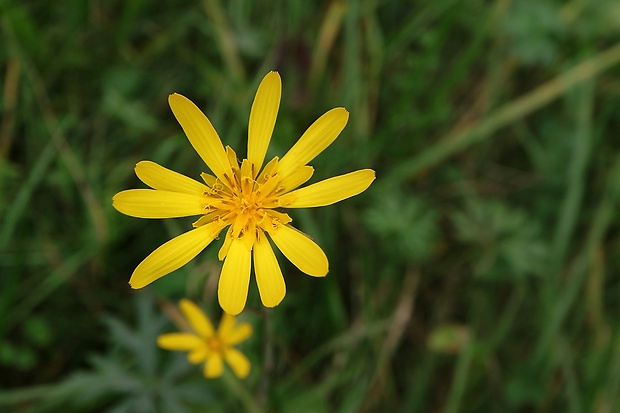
113,72,375,314
157,299,252,379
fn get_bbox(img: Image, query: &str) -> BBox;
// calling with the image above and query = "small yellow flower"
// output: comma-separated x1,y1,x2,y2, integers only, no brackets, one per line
157,299,252,379
113,71,375,314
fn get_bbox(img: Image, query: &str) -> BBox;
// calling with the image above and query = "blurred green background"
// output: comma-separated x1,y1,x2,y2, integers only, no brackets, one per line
2,0,620,412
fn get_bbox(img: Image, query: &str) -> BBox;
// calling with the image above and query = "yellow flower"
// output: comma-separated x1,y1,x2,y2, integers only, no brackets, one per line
113,72,375,314
157,299,252,379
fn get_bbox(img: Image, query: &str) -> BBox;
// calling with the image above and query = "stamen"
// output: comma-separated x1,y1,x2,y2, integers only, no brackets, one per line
222,173,236,191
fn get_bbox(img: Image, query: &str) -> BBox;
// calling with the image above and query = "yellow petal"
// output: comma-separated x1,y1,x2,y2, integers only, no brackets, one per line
188,347,209,364
268,225,328,277
257,156,279,183
256,174,281,203
278,165,314,193
129,222,223,288
240,159,253,184
217,312,236,338
227,322,253,346
179,299,215,338
204,354,224,378
200,172,217,187
253,233,285,307
134,161,207,195
192,211,224,228
278,108,349,179
112,189,205,218
218,229,234,261
157,333,204,350
248,72,281,173
224,348,251,379
279,169,375,208
168,93,232,184
218,313,253,345
217,240,252,315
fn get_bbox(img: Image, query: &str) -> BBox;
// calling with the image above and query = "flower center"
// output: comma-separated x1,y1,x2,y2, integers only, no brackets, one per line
233,182,261,216
206,337,224,353
196,151,293,247
227,170,281,238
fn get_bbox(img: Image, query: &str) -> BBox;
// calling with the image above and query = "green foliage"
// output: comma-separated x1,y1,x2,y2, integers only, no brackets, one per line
2,0,620,412
0,294,219,413
363,185,438,262
451,198,548,279
501,0,565,65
